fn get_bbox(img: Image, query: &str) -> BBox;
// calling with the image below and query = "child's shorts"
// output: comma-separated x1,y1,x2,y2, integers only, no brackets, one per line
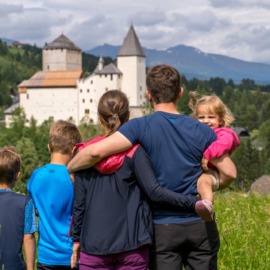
206,168,220,191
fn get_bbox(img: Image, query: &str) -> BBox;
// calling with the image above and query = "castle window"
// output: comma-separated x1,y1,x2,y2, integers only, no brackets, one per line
90,99,93,103
82,99,85,103
140,86,142,91
87,89,89,93
47,65,50,70
105,88,108,92
85,109,89,114
80,89,82,93
91,80,93,84
27,94,29,99
111,75,113,80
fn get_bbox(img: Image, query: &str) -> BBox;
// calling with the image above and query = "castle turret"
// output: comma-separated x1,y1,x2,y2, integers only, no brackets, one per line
117,26,146,107
42,34,82,71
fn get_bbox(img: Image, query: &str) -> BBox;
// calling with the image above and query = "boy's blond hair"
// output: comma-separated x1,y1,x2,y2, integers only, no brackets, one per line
48,120,82,155
0,146,21,185
189,91,235,127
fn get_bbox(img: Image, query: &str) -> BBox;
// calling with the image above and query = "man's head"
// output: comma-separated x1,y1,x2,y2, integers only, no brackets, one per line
48,120,82,155
146,64,182,105
0,146,21,186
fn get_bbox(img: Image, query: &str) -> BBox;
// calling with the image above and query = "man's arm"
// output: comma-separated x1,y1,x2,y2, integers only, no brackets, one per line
210,154,237,190
23,233,36,270
68,131,132,173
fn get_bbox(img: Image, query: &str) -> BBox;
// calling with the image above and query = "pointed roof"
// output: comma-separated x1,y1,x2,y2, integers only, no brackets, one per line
43,34,81,51
118,25,145,57
94,63,122,75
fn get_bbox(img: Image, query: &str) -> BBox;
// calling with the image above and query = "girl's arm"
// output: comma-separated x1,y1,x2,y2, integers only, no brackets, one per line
204,128,240,161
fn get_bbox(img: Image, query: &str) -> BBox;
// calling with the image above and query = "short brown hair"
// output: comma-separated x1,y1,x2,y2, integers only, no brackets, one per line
146,64,181,104
48,120,82,154
98,90,130,136
0,146,21,185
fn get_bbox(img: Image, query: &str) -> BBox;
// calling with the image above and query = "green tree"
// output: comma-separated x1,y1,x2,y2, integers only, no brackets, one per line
231,138,262,191
15,138,39,193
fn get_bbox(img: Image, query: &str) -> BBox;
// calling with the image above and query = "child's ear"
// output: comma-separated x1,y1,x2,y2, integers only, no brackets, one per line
47,144,51,153
71,146,77,156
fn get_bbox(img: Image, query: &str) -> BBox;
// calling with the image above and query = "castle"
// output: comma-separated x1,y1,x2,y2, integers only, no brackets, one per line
6,26,146,126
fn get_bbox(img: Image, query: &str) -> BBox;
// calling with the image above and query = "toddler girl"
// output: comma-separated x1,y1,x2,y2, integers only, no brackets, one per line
189,92,240,221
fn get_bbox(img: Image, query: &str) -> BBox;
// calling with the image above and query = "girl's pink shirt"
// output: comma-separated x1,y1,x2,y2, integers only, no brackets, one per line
203,127,240,160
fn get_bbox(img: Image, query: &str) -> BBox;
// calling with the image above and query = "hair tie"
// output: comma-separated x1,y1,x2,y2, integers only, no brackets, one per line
111,114,118,119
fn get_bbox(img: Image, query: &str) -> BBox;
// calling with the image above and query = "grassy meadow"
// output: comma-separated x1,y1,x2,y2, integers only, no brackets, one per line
215,192,270,269
31,192,269,269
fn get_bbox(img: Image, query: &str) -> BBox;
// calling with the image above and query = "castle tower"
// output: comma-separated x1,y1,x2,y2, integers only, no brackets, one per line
42,34,82,71
117,26,146,107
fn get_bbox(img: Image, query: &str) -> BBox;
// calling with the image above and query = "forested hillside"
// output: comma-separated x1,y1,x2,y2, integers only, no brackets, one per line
1,41,270,194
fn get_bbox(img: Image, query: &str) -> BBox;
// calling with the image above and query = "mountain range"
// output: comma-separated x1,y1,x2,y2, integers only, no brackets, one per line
87,44,270,85
1,36,270,85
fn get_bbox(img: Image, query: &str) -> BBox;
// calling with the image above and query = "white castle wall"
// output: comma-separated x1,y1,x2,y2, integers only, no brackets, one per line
78,73,122,124
20,87,78,125
117,56,146,107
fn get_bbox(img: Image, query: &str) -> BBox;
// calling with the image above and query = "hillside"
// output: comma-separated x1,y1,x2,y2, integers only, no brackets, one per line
2,36,270,84
87,44,270,85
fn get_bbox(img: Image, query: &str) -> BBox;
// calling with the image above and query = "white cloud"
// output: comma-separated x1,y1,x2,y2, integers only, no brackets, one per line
0,0,270,64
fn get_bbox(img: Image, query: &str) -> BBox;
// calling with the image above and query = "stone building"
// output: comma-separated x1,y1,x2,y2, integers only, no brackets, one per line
12,25,146,126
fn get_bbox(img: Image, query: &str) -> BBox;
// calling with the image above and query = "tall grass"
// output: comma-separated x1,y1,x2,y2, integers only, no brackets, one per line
30,192,269,269
215,192,270,269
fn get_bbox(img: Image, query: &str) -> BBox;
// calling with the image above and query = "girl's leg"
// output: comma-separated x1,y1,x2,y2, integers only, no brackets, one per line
197,173,214,202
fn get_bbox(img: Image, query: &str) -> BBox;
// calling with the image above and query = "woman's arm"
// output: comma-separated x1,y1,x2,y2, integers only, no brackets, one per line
72,172,87,243
133,146,199,210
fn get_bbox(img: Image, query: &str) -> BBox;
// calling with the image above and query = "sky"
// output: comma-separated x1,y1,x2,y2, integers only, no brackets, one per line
1,0,270,64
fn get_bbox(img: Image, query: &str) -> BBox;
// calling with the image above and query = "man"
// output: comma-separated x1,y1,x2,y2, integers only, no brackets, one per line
68,64,237,270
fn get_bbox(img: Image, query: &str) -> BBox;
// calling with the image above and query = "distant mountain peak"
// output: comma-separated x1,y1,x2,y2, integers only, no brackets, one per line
86,43,270,84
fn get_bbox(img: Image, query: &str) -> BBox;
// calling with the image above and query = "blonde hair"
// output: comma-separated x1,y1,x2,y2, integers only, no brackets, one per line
188,91,235,127
48,120,82,154
0,146,21,185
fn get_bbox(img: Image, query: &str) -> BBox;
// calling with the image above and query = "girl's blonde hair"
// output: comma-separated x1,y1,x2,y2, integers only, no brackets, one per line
188,91,235,127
